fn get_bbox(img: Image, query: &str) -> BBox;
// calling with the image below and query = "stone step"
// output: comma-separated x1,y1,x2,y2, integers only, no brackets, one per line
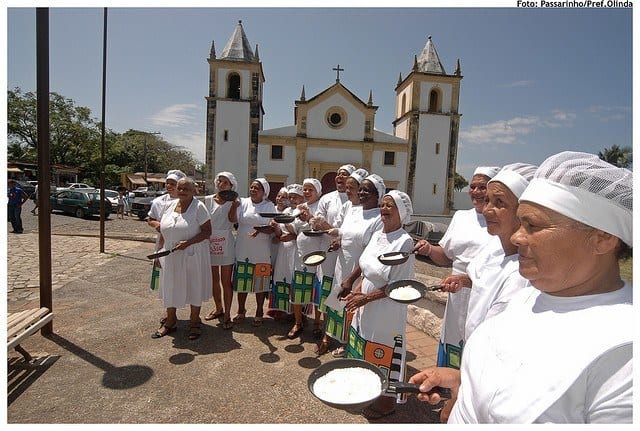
407,273,446,340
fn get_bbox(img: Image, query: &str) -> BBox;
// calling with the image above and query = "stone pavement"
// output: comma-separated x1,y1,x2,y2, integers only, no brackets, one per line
5,230,443,424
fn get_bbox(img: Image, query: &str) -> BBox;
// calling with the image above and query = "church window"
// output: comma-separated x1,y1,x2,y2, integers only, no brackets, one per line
429,89,440,112
224,130,229,141
227,73,241,100
384,151,395,166
432,183,437,195
252,73,259,100
330,113,341,125
401,94,407,115
271,145,283,160
435,142,441,154
325,106,347,129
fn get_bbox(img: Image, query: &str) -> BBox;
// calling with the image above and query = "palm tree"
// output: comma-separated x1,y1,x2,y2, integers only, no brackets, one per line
454,172,468,191
598,145,632,168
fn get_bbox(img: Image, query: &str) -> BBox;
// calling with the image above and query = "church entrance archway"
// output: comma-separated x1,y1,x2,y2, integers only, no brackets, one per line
320,172,337,195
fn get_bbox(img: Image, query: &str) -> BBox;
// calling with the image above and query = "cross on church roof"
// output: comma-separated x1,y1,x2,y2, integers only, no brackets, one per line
332,64,344,82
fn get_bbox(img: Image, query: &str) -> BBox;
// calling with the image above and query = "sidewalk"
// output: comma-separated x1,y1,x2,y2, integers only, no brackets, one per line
6,232,441,424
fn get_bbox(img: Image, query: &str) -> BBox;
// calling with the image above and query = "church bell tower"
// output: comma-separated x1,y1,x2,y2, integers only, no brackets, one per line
393,36,462,214
205,20,265,194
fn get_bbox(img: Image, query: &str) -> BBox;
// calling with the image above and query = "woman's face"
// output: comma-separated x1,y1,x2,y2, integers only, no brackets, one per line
249,181,265,202
303,183,319,204
511,202,598,296
176,179,195,200
380,196,402,232
216,176,232,192
482,182,520,242
345,178,361,205
288,193,304,207
468,174,490,213
275,191,289,209
335,169,350,193
358,179,379,210
165,179,178,198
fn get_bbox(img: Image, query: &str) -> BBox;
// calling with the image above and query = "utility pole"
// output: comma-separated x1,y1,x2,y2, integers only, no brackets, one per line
133,131,160,185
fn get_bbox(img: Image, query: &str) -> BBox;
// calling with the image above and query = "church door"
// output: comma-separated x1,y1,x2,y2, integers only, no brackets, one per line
320,172,337,195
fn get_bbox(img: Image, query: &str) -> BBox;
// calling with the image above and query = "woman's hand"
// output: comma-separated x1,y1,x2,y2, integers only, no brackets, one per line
154,258,162,269
440,274,471,293
343,291,370,312
415,239,431,256
173,240,189,251
408,367,460,405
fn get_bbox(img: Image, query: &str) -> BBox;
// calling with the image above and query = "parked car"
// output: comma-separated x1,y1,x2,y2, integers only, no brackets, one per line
101,189,120,208
50,190,112,218
131,190,168,220
12,179,36,196
67,182,93,189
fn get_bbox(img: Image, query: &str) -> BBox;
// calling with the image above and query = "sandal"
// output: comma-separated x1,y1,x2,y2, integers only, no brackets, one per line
188,323,202,340
151,324,177,339
312,323,323,339
287,323,304,339
222,319,233,330
252,316,264,327
331,346,346,358
232,311,246,323
314,339,331,355
204,309,224,321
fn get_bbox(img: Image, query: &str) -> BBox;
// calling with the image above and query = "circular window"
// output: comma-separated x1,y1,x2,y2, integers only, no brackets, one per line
325,106,347,129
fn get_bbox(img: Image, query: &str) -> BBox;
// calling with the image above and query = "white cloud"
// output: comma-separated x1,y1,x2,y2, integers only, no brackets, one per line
149,104,199,127
587,105,630,122
500,80,535,88
163,131,206,164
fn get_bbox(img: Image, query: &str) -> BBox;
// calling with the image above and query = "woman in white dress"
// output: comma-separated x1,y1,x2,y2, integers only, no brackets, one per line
203,171,238,330
267,184,304,320
410,152,632,424
229,178,276,327
285,178,324,339
152,178,212,340
344,190,415,419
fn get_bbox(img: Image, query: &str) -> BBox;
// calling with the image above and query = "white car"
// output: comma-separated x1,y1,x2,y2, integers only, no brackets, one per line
67,183,93,189
102,189,120,208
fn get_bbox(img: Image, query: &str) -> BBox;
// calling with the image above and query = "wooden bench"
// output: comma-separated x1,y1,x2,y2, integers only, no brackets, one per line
8,307,53,362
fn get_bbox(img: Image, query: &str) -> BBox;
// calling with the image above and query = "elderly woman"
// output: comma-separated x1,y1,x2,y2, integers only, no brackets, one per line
286,178,324,339
229,178,276,326
343,190,415,419
415,166,499,369
318,170,383,357
268,184,304,319
410,151,632,423
203,171,238,330
152,177,212,340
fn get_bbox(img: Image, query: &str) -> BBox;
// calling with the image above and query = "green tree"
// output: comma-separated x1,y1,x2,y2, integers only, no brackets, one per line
598,145,632,168
454,172,468,191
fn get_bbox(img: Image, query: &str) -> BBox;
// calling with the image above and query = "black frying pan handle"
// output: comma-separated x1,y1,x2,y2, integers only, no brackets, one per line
388,381,451,399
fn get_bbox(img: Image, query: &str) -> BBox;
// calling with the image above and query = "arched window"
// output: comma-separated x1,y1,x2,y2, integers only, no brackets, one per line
401,94,407,115
429,89,440,112
227,73,241,100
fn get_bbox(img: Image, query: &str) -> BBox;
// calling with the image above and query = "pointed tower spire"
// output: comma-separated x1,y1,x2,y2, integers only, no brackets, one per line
220,20,255,61
254,44,260,61
367,90,373,106
209,40,216,59
300,85,306,102
455,58,461,76
413,55,418,72
416,35,446,74
397,72,403,86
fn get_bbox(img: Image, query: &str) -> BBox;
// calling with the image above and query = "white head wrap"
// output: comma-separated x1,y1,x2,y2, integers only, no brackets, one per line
166,169,186,182
254,178,270,199
385,190,413,224
338,164,356,175
303,178,322,195
520,151,632,247
215,171,238,191
473,166,501,179
277,187,288,195
364,174,386,204
349,168,369,184
489,163,537,199
287,183,303,197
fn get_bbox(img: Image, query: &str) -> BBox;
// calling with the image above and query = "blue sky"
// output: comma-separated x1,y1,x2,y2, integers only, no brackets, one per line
5,4,633,181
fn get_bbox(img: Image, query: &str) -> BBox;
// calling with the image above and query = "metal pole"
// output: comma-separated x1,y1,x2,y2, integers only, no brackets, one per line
144,135,148,183
99,7,108,253
36,7,53,335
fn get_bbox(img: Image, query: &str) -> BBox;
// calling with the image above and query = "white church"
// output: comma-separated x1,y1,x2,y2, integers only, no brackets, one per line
205,20,462,215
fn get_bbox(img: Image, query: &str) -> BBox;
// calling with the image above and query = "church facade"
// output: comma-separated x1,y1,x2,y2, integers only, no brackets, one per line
205,21,462,215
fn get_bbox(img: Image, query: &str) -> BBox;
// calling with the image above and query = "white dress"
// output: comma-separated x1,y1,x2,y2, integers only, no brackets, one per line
204,195,236,266
323,204,382,342
314,191,349,311
233,198,276,294
269,207,297,313
290,201,323,306
148,193,177,249
436,208,493,369
348,227,414,401
158,198,212,308
464,236,528,341
450,283,633,424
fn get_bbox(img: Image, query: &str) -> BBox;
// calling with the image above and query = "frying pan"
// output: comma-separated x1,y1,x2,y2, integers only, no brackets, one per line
253,225,273,234
302,245,332,266
258,212,284,218
217,190,238,202
383,279,444,304
272,210,303,224
302,229,329,237
308,358,450,411
377,243,422,265
146,246,177,260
